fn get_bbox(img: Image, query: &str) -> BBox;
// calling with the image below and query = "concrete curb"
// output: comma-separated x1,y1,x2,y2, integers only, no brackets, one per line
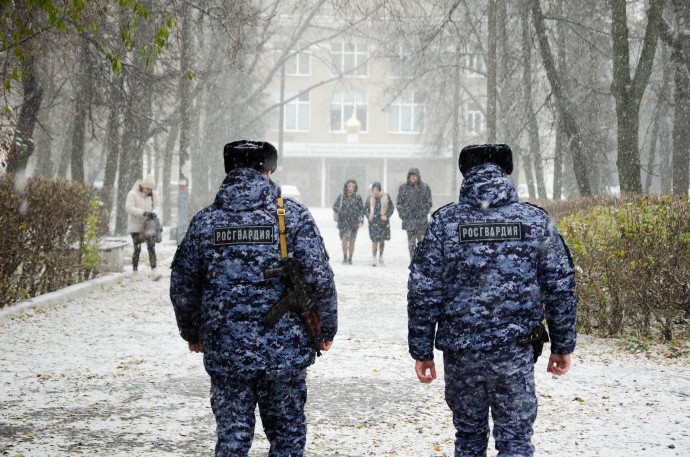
0,272,133,320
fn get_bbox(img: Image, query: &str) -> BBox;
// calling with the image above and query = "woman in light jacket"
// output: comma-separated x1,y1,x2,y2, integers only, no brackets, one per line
125,175,161,280
363,181,394,266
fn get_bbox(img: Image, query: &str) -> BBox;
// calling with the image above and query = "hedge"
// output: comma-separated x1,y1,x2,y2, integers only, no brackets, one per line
0,174,105,308
542,195,690,343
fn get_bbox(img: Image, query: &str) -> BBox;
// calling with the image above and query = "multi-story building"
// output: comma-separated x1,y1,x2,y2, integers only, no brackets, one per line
263,17,487,208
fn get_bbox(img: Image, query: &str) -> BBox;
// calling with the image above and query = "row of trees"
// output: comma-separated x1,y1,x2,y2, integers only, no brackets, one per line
378,0,690,199
1,1,689,235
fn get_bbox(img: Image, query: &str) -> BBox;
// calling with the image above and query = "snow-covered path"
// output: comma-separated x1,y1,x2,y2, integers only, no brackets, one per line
1,207,688,456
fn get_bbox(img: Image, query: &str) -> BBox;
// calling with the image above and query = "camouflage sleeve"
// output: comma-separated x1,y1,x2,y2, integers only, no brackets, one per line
538,222,577,354
290,204,338,340
169,222,204,343
407,217,444,361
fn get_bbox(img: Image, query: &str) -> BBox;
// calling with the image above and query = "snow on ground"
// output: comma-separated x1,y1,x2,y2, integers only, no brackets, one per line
1,207,689,456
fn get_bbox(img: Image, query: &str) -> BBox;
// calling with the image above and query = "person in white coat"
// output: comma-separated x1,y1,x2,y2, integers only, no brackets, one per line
125,175,161,280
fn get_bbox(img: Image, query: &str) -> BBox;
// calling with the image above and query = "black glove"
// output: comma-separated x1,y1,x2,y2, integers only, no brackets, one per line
143,211,155,218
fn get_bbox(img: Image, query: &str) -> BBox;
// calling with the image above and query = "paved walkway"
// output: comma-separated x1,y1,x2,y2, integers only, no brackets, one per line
1,208,688,456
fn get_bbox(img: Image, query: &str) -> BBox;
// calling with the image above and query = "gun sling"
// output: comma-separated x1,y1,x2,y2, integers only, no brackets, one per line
263,197,323,355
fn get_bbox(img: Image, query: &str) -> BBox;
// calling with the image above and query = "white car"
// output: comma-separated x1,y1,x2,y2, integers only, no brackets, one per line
281,184,302,202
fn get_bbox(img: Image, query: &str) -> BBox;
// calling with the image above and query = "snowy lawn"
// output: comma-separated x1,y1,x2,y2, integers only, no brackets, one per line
0,207,688,456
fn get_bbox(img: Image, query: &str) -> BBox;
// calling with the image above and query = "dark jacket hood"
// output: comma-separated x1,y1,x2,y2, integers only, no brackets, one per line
459,163,519,208
406,168,422,184
214,168,279,211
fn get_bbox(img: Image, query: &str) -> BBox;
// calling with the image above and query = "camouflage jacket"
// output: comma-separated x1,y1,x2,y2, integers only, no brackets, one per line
170,168,337,377
407,163,576,361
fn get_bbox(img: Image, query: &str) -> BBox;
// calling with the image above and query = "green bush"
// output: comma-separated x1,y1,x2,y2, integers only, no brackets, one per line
0,174,105,308
550,195,690,342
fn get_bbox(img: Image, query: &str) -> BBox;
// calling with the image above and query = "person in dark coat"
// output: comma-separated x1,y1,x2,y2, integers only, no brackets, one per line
363,181,394,266
408,143,576,457
396,168,433,260
332,179,364,264
170,140,337,457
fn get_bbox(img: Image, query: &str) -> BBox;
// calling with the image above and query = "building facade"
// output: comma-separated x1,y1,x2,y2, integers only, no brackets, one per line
263,17,487,208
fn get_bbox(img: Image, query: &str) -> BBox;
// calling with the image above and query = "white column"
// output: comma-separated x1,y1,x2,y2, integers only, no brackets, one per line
383,157,388,192
321,157,327,207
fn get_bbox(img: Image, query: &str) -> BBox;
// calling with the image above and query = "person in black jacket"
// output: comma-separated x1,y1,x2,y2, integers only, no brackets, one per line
333,178,364,264
396,168,432,260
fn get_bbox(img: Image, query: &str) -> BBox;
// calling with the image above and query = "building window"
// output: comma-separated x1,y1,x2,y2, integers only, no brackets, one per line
272,90,310,131
466,52,485,77
388,92,425,133
274,46,310,76
388,44,413,79
466,101,484,134
331,91,367,132
331,41,368,76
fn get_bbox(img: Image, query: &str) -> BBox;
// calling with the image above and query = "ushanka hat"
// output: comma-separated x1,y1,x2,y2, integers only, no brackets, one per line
223,140,278,174
459,143,513,176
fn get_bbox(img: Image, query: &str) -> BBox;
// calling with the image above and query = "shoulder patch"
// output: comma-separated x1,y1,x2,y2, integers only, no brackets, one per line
459,222,523,242
213,225,275,245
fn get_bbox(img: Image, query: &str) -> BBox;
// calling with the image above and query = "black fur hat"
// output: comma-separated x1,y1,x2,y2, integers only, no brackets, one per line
223,140,278,174
459,143,513,176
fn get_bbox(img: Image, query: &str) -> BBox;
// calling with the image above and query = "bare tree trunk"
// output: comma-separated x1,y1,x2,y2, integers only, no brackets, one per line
496,0,508,141
56,124,72,178
102,77,122,209
70,35,93,183
34,58,56,177
660,4,689,195
645,45,672,193
451,51,460,195
178,0,192,177
6,56,43,174
486,0,497,142
552,0,567,200
531,0,591,196
161,123,179,226
610,0,665,194
520,147,536,198
671,0,690,77
671,51,690,196
521,0,546,199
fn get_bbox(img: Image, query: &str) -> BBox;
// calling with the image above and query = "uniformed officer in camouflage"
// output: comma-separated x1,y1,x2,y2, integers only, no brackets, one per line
170,140,337,457
407,143,576,457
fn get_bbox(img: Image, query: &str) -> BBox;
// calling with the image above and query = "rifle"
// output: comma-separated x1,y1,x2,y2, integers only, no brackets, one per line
263,257,324,356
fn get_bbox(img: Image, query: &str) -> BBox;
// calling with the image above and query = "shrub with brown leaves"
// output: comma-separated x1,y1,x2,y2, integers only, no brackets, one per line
552,194,690,342
0,174,103,308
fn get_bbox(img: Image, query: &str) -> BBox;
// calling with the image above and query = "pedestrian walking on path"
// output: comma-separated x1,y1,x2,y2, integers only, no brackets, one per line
396,168,432,261
333,178,364,265
363,181,394,266
125,175,162,280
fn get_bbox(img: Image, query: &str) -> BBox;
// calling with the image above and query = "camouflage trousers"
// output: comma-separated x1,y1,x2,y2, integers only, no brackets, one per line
210,369,308,457
443,344,536,457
